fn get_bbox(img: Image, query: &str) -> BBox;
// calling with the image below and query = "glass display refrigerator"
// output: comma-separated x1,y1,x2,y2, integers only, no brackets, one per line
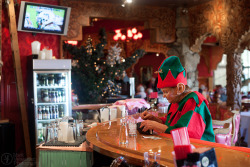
32,59,72,145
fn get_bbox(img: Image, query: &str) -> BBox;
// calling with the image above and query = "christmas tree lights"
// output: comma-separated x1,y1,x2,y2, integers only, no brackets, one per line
63,28,145,103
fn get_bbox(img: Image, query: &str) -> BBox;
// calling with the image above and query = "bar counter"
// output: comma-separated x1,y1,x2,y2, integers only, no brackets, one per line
86,120,250,167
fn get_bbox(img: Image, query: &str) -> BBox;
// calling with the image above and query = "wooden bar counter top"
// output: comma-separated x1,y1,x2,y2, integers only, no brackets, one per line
86,120,250,167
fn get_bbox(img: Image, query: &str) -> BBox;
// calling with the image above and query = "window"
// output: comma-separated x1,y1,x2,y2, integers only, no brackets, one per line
241,50,250,93
214,54,227,87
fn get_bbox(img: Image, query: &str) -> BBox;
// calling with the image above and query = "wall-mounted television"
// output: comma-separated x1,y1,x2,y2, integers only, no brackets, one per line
18,1,71,35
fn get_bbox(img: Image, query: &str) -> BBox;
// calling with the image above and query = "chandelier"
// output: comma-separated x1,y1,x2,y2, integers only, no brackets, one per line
113,27,143,41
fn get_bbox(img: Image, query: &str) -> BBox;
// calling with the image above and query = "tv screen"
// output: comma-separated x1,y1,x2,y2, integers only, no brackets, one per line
18,1,71,35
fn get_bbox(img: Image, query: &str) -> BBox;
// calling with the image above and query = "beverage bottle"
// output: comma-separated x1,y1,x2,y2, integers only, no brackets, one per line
51,106,54,119
40,75,45,86
43,89,49,102
61,89,66,102
55,90,59,103
38,106,42,120
61,75,66,86
48,74,54,86
46,106,50,119
42,106,46,120
59,105,64,118
49,106,54,119
52,91,56,103
57,74,62,86
36,74,40,86
48,89,51,102
54,74,59,86
57,90,62,102
55,105,60,118
44,74,48,86
40,89,44,102
111,156,129,167
56,106,59,118
51,106,55,119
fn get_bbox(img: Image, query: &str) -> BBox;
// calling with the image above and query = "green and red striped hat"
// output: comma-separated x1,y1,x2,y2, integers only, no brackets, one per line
157,56,187,88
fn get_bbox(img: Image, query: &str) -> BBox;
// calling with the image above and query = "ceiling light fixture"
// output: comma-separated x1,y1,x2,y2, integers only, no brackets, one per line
121,0,133,7
113,27,143,41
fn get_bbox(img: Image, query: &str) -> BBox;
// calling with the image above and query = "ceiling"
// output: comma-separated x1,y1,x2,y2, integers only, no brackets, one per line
82,0,212,8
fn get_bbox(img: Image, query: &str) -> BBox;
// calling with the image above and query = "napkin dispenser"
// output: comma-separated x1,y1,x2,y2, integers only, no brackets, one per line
100,107,117,122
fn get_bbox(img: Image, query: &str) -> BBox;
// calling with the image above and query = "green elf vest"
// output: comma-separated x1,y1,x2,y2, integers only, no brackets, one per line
160,91,215,142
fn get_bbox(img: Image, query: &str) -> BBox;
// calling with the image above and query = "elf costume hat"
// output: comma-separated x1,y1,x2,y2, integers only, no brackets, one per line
157,56,187,88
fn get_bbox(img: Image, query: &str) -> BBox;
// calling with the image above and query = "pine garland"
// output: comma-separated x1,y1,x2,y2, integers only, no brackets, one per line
63,28,145,104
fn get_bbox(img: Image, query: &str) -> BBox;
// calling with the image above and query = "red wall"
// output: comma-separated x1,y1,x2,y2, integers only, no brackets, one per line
197,45,224,77
1,0,60,160
197,55,213,77
134,53,166,85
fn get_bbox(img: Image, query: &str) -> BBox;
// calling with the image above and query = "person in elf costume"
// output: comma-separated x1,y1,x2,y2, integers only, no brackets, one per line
140,56,215,142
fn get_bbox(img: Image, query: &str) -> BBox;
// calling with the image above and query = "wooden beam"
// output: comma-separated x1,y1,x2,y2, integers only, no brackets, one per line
6,0,32,157
0,0,2,89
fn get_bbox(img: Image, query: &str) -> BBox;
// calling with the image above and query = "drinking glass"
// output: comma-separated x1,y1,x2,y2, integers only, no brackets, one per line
144,150,161,167
119,118,128,145
127,136,137,150
76,120,84,137
144,152,150,167
42,127,46,143
51,121,59,143
44,125,54,143
67,123,76,143
148,150,156,166
128,116,137,136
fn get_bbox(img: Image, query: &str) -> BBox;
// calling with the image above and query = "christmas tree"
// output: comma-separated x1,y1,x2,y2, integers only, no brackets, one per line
63,28,145,104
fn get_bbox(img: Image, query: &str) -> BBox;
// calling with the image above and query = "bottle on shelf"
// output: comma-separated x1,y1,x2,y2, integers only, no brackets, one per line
49,106,54,119
52,90,56,103
48,74,55,86
51,106,56,119
42,89,49,102
37,74,40,86
61,89,66,102
55,74,61,86
46,106,50,119
40,75,45,86
58,105,64,118
44,74,48,86
55,91,59,103
55,105,59,118
38,106,42,120
40,89,44,102
57,89,62,102
48,89,51,102
42,106,46,120
61,74,66,86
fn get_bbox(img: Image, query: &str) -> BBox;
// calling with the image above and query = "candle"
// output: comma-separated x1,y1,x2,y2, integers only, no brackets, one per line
31,41,41,55
38,51,45,60
129,77,135,98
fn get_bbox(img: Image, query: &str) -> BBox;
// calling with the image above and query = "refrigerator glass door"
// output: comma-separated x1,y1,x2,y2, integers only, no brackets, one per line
33,70,71,144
